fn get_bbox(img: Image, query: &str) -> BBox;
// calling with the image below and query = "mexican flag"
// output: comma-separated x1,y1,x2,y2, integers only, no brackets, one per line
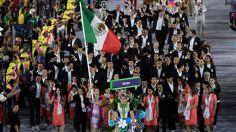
79,0,121,54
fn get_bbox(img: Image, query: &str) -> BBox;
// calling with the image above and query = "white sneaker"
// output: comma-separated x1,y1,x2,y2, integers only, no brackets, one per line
31,126,35,130
35,125,40,130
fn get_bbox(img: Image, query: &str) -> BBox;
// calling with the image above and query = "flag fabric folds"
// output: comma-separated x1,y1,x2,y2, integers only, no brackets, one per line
79,0,121,54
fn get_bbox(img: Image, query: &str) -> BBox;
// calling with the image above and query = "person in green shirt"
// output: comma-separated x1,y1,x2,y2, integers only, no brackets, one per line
28,11,38,27
4,11,13,26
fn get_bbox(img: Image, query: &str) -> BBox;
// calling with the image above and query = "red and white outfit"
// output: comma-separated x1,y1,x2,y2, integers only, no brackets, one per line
68,90,77,119
184,94,198,125
177,84,189,116
52,96,65,126
41,87,52,118
101,93,114,127
143,95,159,126
202,93,217,125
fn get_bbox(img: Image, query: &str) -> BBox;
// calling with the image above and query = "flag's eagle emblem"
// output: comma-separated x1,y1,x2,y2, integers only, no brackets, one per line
93,22,106,36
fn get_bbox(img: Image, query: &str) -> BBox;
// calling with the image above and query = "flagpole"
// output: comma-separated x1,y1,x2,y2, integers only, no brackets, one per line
79,1,94,101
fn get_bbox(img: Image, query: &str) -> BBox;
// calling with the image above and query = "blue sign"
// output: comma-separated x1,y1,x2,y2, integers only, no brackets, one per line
110,77,141,90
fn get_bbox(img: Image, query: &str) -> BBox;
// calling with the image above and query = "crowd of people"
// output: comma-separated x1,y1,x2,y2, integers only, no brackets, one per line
0,0,221,132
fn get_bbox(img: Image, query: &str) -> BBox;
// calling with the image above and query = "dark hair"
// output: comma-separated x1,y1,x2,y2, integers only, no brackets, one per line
205,54,212,59
203,82,210,86
177,62,184,69
191,87,198,95
105,10,109,13
120,94,127,99
210,76,217,81
157,58,162,62
205,85,213,94
178,77,186,85
178,41,183,45
142,47,149,54
55,83,61,88
180,7,185,10
157,81,163,86
128,58,134,62
151,75,157,79
166,73,173,79
148,87,154,91
205,55,214,64
70,31,75,36
159,10,164,13
165,54,171,58
54,86,63,97
190,30,197,35
67,61,73,66
71,85,78,90
35,73,42,78
135,54,142,60
12,103,19,108
94,87,100,91
140,75,147,81
202,47,208,54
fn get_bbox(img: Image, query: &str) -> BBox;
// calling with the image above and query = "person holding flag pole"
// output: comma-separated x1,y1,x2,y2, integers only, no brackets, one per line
79,1,94,101
78,0,122,100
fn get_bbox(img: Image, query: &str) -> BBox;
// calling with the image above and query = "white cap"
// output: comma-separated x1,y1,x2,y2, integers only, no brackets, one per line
29,9,36,15
0,27,3,31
